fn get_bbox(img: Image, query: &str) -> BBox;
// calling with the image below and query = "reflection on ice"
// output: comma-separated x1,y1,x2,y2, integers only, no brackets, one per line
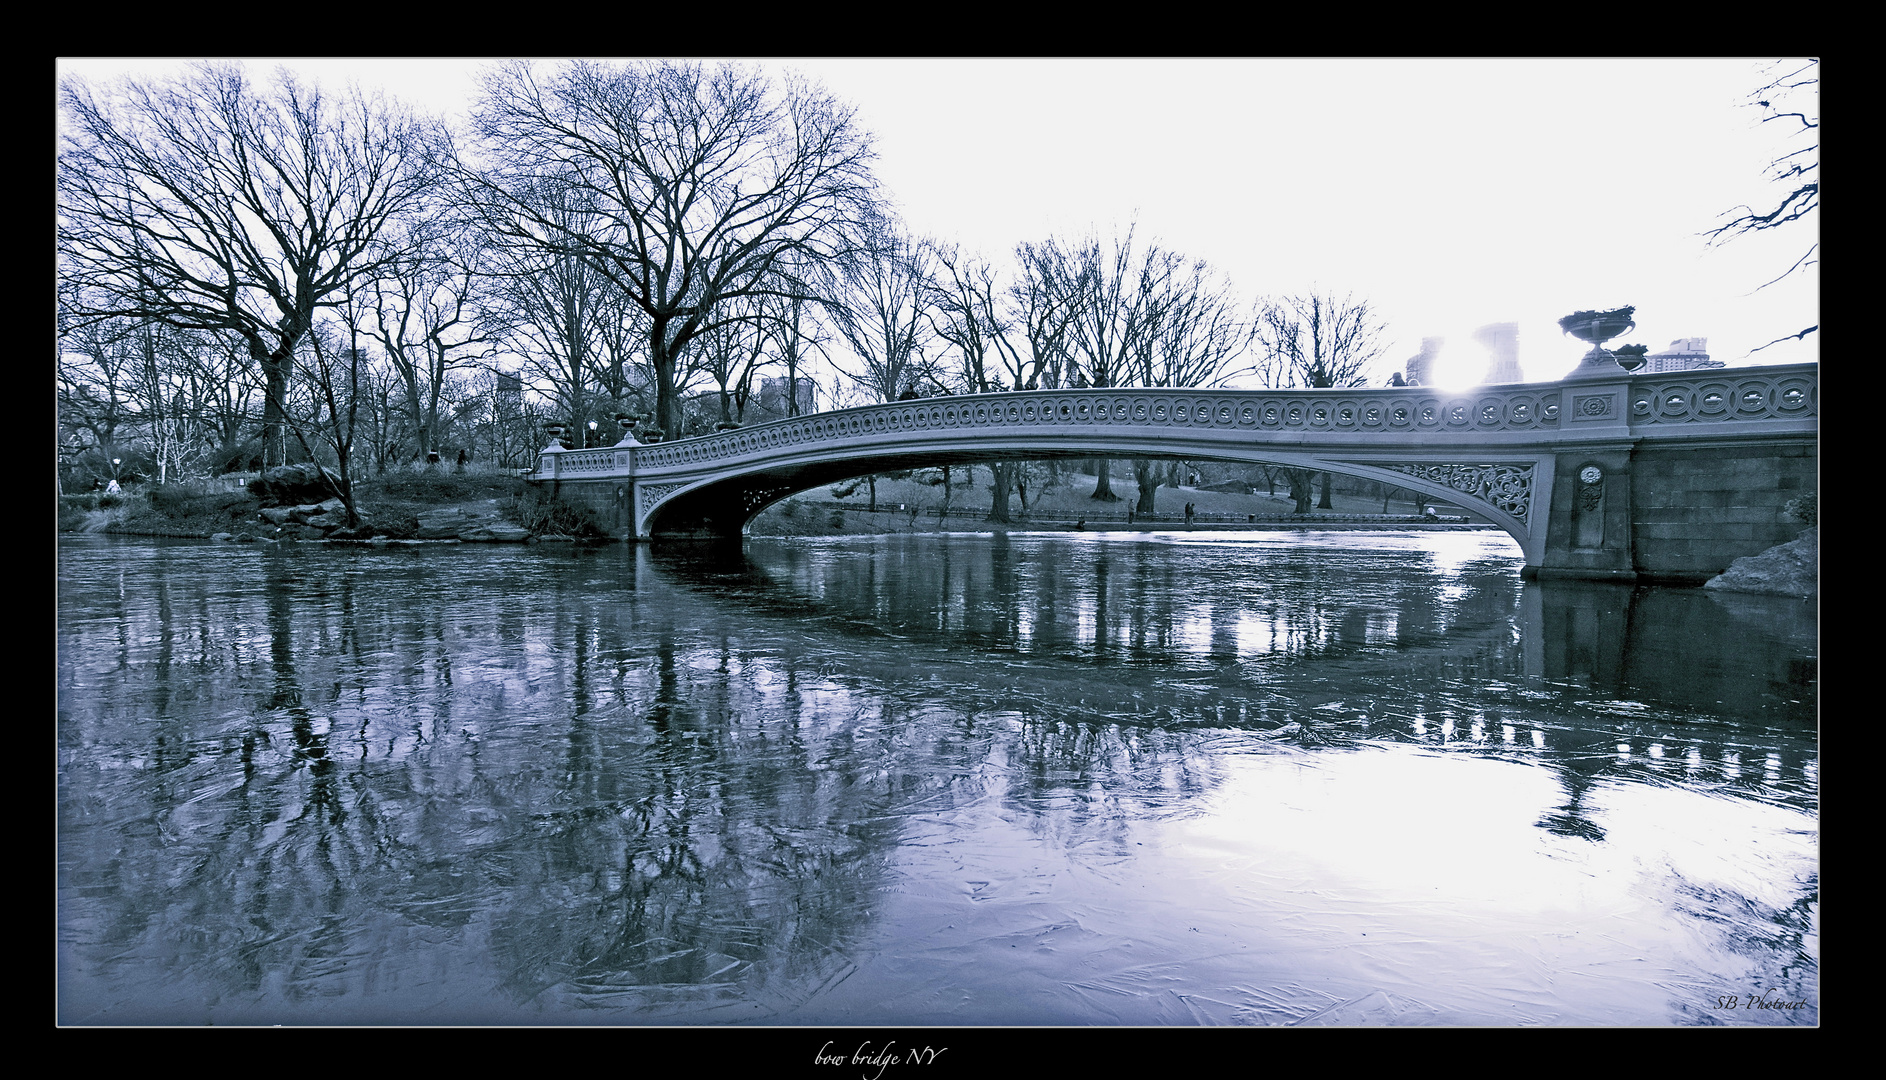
57,531,1815,1026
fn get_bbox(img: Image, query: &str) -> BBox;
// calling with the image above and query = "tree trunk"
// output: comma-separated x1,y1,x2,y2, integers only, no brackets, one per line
867,474,877,513
1318,471,1334,510
987,461,1017,523
1133,459,1160,516
404,381,429,462
256,339,293,468
1090,457,1120,501
1288,469,1314,515
651,322,684,438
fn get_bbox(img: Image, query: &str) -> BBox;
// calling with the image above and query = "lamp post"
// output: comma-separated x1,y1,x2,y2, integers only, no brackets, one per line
587,420,599,448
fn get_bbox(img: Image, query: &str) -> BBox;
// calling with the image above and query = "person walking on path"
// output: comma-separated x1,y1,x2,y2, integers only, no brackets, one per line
1184,502,1195,527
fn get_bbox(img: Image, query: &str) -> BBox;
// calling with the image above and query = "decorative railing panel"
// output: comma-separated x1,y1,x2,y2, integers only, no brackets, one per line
611,384,1596,473
1381,464,1536,527
1624,369,1818,425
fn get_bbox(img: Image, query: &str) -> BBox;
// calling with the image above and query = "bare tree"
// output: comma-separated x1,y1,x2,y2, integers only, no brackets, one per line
1034,228,1181,501
1009,240,1079,393
57,309,138,480
827,216,936,510
1128,258,1259,516
588,286,654,421
59,63,445,468
1256,292,1388,513
928,242,1034,522
761,279,830,420
484,183,615,439
1005,239,1087,509
462,60,879,439
364,212,505,463
690,291,773,427
279,305,377,528
124,320,216,485
1256,292,1386,390
832,215,937,404
1705,58,1819,352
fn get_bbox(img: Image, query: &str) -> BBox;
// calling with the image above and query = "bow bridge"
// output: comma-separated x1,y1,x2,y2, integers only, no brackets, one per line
532,363,1817,583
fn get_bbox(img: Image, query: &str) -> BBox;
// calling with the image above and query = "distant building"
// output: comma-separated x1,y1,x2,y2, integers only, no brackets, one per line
496,372,523,400
1642,337,1724,374
1474,322,1523,384
757,376,818,418
1403,337,1444,386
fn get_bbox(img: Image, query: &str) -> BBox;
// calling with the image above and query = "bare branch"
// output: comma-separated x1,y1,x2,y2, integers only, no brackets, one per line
1749,325,1819,354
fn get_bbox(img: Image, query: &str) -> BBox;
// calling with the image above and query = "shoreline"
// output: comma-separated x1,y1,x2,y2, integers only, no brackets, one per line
71,520,1503,543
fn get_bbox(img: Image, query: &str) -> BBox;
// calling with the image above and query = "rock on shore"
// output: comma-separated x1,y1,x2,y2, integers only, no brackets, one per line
1704,528,1817,598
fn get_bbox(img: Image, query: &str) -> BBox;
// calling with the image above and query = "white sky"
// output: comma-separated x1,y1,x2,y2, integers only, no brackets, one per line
58,57,1820,391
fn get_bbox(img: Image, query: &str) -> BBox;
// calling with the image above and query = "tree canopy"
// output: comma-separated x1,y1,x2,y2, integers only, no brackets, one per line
459,60,881,436
58,63,445,466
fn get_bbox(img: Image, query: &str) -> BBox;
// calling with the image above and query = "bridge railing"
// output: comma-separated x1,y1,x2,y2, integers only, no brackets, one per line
533,365,1816,480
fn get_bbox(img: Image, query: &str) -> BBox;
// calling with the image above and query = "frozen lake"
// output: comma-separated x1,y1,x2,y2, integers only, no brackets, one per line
56,530,1818,1025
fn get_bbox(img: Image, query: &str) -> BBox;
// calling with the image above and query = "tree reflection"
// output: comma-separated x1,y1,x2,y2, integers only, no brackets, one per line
57,534,1817,1024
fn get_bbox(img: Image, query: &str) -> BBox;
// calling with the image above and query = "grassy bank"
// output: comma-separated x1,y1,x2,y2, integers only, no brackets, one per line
61,463,1485,541
749,469,1482,537
57,466,603,541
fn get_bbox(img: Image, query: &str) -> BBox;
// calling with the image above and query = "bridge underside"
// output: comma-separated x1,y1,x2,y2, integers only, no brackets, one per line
653,447,1514,532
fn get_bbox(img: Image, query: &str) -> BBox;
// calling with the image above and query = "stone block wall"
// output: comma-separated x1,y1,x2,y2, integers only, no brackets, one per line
1630,439,1816,583
543,479,637,537
1538,448,1638,579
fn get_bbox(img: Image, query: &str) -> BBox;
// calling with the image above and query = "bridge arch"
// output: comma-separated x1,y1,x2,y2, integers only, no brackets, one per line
631,444,1539,557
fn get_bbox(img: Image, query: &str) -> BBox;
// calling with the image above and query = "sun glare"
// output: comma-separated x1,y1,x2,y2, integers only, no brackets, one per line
1424,340,1489,392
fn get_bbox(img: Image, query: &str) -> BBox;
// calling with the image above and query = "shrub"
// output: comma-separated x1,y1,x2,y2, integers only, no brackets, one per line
502,486,606,538
361,467,524,505
1784,491,1817,526
376,512,420,540
146,484,195,514
827,509,845,529
139,486,256,525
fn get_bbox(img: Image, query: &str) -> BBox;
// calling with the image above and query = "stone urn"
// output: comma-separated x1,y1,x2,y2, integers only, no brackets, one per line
1559,307,1640,379
1560,307,1636,351
613,413,643,446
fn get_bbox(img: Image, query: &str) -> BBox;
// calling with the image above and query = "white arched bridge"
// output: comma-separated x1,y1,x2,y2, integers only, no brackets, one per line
531,363,1817,583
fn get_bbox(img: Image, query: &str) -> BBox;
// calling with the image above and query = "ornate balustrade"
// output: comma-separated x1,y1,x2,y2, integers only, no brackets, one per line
625,385,1565,471
1622,369,1817,426
536,364,1816,483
